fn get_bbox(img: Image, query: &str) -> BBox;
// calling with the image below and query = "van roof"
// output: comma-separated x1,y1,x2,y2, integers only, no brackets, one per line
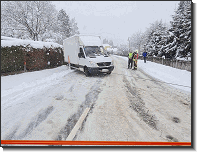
79,35,102,46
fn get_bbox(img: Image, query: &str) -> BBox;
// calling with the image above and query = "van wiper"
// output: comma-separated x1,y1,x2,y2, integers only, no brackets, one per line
103,54,108,57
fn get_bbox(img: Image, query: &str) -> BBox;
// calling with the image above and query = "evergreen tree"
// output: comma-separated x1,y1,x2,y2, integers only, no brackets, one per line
164,1,191,58
162,31,177,58
103,38,109,44
144,20,167,56
154,20,168,57
179,1,191,58
109,40,114,47
57,9,71,41
143,27,154,56
70,18,80,36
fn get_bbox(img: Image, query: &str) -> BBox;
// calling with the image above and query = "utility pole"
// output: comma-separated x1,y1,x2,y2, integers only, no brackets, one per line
128,37,131,52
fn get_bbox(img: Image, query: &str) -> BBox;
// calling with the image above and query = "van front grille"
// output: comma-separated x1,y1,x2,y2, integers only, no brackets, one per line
97,62,111,66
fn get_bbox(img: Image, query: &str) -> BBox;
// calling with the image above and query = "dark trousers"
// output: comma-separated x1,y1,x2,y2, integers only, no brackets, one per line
144,57,146,63
134,60,137,69
128,59,133,68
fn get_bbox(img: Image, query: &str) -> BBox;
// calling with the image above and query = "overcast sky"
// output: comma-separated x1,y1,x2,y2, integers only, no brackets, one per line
52,1,179,46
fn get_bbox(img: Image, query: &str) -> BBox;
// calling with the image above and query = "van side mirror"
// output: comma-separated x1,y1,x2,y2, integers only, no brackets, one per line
78,52,81,58
78,52,85,58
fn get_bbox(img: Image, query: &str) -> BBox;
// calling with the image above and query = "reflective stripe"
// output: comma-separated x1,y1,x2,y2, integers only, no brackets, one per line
133,54,137,61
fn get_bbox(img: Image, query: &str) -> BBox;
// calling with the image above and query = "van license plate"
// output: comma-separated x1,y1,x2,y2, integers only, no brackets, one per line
102,69,109,72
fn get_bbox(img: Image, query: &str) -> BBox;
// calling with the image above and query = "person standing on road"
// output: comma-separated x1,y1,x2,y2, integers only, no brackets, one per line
128,50,133,69
142,51,147,63
133,50,138,70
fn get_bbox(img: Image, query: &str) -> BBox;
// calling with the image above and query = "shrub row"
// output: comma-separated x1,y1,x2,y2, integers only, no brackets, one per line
1,45,64,74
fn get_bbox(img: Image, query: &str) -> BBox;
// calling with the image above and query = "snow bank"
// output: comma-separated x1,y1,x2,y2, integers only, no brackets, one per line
1,65,72,97
176,57,191,61
1,65,73,110
1,36,62,49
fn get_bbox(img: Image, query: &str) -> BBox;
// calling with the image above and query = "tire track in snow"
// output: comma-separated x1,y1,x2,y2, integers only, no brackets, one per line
56,78,102,141
123,75,158,130
5,106,54,140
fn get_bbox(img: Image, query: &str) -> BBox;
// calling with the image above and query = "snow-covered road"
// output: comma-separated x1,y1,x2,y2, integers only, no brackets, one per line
75,56,191,142
1,56,191,144
1,65,103,141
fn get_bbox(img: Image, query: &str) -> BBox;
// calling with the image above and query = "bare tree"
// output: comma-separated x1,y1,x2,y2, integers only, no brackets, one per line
129,31,145,54
1,1,57,41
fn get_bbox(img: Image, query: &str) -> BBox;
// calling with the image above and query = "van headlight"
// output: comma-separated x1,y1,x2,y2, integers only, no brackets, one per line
111,60,114,65
89,61,98,67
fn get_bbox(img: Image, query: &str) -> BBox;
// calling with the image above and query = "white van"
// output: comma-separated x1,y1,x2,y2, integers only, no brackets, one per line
63,35,114,76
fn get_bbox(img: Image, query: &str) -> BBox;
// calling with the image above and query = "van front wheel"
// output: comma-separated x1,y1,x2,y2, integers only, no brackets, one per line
84,67,91,76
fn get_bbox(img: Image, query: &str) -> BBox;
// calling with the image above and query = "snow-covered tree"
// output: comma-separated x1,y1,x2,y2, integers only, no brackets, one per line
103,38,109,44
129,30,147,55
1,1,57,41
57,9,71,41
103,39,114,47
70,18,80,36
164,1,191,58
162,31,177,58
109,40,114,47
143,20,168,56
117,44,128,56
178,1,191,58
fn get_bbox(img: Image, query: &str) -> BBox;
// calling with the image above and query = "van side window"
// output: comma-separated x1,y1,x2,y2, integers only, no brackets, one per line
80,48,83,53
79,48,85,58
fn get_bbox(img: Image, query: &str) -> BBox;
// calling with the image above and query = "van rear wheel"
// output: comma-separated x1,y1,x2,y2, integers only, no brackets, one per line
70,66,75,70
84,67,91,76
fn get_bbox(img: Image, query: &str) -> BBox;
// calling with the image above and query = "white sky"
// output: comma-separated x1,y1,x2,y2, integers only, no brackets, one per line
52,1,180,46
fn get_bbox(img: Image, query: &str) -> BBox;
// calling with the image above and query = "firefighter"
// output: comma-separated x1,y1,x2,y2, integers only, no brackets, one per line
128,50,133,69
133,50,138,70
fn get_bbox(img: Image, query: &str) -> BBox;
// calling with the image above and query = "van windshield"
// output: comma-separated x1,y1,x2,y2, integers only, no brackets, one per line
84,46,104,58
84,46,108,58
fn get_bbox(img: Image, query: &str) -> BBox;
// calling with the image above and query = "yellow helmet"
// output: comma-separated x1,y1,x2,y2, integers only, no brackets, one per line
135,50,138,53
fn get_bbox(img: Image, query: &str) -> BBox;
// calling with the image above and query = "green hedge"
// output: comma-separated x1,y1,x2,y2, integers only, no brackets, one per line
1,46,24,73
46,48,64,68
1,45,64,74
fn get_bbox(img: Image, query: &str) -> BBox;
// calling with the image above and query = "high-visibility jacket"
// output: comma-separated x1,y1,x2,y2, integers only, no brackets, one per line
129,53,133,59
133,52,138,61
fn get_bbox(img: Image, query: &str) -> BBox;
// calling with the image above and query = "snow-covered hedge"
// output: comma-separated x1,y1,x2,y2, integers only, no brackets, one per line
1,36,62,49
1,36,64,74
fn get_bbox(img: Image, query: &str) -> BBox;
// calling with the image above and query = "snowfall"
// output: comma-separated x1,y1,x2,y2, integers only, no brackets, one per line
0,37,192,149
1,36,191,96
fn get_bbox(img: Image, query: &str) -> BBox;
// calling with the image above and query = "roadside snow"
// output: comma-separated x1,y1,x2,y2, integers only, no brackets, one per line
1,64,100,141
1,66,73,110
114,55,191,93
